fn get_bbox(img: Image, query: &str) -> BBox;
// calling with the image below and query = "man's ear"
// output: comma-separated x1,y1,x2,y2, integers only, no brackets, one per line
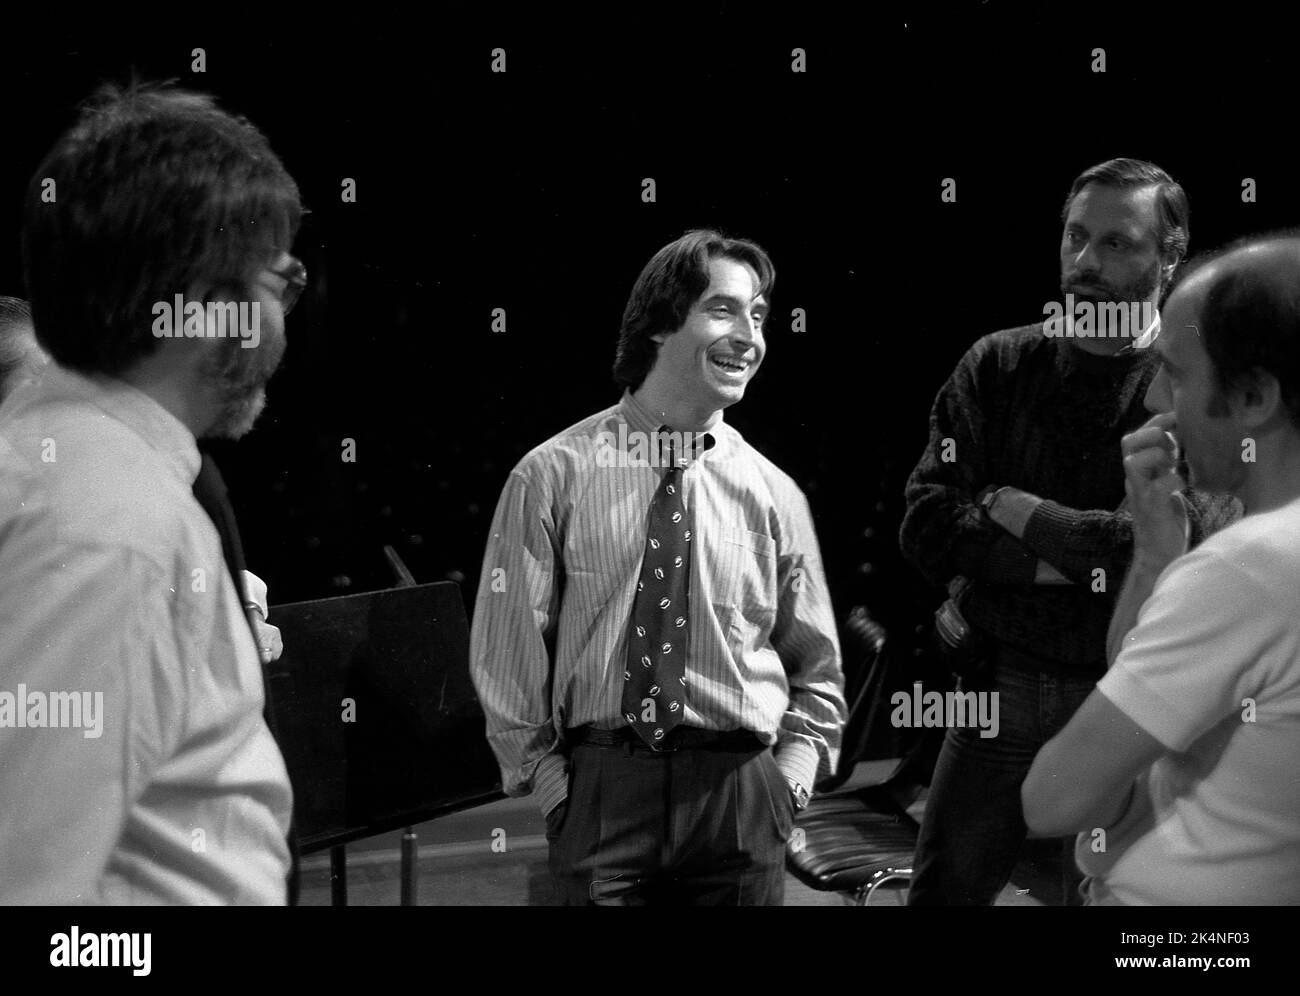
176,280,233,350
185,278,251,336
188,278,245,306
1239,367,1284,430
1156,255,1181,301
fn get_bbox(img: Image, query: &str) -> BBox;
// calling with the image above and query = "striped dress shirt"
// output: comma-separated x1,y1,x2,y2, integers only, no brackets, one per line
470,390,846,816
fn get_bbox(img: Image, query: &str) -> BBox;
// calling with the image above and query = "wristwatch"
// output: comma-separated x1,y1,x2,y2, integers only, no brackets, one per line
790,781,810,812
980,486,1004,517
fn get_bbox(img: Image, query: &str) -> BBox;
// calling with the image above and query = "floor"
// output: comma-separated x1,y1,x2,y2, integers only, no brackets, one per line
298,760,1067,907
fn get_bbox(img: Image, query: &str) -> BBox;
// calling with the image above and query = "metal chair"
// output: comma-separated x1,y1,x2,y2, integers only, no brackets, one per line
785,607,935,905
788,782,918,905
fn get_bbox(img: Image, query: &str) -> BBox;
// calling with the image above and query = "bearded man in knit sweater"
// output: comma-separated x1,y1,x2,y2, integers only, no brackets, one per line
899,158,1242,905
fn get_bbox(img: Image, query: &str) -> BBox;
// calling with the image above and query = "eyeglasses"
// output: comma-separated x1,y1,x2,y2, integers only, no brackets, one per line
268,256,308,315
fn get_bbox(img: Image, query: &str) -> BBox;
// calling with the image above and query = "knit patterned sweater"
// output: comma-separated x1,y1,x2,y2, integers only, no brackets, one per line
899,324,1243,677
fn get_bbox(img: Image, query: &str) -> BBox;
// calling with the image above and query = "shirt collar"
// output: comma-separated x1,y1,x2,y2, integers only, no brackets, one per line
1057,311,1161,378
37,363,202,485
619,390,719,466
1115,311,1162,354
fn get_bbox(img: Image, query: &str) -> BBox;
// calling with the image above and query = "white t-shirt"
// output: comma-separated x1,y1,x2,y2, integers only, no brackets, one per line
1076,497,1300,905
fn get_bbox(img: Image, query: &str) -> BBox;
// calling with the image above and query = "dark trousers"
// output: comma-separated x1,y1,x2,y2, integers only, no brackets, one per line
907,662,1095,906
547,741,791,905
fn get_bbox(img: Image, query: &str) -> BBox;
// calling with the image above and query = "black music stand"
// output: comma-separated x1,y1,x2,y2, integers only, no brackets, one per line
266,580,503,905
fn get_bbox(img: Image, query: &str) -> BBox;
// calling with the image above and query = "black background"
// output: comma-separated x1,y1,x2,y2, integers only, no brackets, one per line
3,4,1297,664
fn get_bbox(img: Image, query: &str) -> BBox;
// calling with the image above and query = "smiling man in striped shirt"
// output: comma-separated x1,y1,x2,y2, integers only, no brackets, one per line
470,229,846,905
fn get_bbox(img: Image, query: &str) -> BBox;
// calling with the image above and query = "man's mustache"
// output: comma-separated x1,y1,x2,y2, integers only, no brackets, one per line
1065,276,1114,295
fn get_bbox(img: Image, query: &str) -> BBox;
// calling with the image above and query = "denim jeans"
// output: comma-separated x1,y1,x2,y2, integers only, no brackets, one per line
907,659,1097,905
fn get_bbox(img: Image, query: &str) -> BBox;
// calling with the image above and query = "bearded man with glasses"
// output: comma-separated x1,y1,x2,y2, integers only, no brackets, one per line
0,81,305,904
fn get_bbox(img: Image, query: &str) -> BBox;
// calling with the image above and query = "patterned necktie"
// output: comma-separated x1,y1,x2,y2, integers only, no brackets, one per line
622,435,692,748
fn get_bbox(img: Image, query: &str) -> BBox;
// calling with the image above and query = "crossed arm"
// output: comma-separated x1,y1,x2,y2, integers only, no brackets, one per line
900,355,1131,588
1021,413,1193,837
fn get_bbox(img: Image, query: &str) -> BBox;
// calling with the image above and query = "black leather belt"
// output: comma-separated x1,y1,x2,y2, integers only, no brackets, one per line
566,724,764,753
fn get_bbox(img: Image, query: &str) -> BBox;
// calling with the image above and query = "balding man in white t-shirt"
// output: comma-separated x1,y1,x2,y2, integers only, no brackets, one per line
1022,235,1300,905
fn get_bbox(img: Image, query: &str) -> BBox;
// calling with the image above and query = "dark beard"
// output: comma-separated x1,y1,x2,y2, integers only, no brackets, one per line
1061,257,1162,305
201,333,285,440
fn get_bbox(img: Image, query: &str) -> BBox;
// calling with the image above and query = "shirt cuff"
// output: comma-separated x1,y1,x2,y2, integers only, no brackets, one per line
774,739,820,798
1021,499,1078,565
532,751,570,817
242,570,269,618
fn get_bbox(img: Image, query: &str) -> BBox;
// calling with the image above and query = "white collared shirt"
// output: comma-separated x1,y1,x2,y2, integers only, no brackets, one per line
0,365,292,904
1127,312,1162,350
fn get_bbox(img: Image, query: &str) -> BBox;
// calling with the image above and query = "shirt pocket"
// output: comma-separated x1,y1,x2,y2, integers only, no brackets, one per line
562,566,623,623
711,528,779,654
